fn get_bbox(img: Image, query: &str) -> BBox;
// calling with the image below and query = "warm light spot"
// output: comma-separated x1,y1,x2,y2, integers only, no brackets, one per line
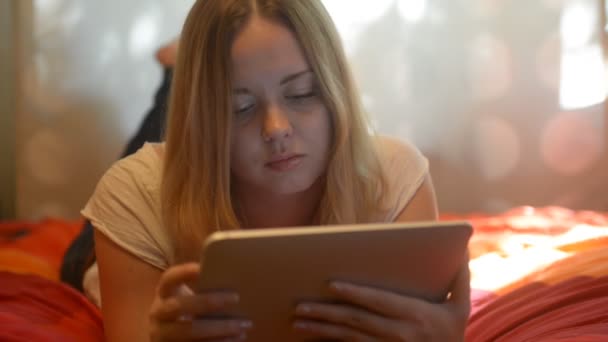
560,1,597,49
483,198,513,214
541,112,603,175
536,32,561,90
322,0,393,47
474,117,521,181
129,11,161,58
558,2,606,109
62,5,84,31
469,222,608,292
559,45,606,110
469,247,569,291
35,0,61,17
541,0,567,10
470,33,513,101
24,129,73,186
397,0,428,23
471,0,506,17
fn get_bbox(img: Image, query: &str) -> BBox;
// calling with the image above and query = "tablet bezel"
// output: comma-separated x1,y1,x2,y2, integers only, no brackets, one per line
197,221,472,341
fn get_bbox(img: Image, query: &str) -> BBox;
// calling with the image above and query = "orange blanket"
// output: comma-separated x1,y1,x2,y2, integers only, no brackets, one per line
444,207,608,341
466,276,608,341
0,219,83,281
0,207,607,341
0,271,104,341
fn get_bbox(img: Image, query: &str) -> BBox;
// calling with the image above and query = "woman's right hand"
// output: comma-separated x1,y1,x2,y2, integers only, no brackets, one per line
149,263,253,342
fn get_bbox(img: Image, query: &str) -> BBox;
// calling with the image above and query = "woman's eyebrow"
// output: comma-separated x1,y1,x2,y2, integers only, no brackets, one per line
280,70,312,85
232,70,313,93
233,88,250,94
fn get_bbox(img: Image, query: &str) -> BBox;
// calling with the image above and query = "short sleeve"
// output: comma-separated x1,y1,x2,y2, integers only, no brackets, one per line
377,136,430,222
81,144,172,270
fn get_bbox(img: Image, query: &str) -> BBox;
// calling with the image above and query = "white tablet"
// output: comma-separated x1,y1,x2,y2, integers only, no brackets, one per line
197,221,472,341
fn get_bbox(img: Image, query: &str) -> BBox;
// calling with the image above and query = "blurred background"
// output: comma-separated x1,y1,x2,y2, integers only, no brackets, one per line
1,0,607,220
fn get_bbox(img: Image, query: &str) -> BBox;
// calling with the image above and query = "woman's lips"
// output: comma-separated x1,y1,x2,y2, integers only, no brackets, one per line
265,155,304,172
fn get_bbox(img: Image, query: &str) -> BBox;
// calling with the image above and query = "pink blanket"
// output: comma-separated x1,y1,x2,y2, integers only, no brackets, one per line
0,206,607,341
0,272,104,341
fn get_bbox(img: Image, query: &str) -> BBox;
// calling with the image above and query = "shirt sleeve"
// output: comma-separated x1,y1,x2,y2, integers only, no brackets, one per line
379,136,430,222
81,145,171,269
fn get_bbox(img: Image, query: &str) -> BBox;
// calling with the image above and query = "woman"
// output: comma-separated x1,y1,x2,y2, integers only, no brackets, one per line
86,0,470,341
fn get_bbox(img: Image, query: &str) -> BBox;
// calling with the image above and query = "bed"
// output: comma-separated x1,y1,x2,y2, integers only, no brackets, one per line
1,206,607,341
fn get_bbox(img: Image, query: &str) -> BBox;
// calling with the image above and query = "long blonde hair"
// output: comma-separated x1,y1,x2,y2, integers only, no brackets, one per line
162,0,388,263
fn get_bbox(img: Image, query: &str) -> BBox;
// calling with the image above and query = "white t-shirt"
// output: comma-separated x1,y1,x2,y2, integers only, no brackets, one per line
81,136,429,303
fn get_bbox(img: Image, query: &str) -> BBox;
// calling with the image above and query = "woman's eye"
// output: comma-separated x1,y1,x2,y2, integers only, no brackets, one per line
287,92,316,101
235,103,254,115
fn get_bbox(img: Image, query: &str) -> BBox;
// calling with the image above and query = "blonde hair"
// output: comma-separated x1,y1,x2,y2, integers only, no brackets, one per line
162,0,388,263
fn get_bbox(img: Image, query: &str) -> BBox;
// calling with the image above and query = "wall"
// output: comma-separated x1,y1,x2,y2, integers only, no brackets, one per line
327,0,608,213
0,0,18,220
15,0,608,219
16,0,194,219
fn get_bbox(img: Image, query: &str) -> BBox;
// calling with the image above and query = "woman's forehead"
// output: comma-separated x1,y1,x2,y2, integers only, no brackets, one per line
230,16,310,82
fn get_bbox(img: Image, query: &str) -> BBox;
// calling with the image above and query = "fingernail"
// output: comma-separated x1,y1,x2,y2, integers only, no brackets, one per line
177,284,194,296
240,321,253,329
177,314,193,322
293,321,308,330
296,305,311,314
237,332,247,340
229,293,240,302
331,281,347,291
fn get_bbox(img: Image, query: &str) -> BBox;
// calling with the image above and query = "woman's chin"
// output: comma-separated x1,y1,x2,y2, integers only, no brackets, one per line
269,183,314,195
266,177,319,196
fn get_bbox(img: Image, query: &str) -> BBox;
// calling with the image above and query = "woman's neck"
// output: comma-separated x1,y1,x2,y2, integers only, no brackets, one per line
234,180,323,229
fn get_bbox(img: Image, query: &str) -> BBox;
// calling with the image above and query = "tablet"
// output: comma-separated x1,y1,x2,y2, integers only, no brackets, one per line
197,221,472,341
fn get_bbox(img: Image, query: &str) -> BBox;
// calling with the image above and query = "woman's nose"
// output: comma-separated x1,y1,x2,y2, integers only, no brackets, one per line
262,105,293,142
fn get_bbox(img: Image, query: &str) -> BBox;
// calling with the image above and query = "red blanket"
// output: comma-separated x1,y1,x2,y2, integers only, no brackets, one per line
467,276,608,341
0,272,104,342
0,207,607,341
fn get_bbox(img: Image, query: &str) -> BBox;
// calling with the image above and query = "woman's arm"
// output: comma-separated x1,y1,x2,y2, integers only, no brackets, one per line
95,230,253,342
396,172,471,332
94,230,163,342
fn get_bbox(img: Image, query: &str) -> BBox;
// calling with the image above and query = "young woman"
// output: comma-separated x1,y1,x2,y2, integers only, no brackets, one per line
85,0,470,341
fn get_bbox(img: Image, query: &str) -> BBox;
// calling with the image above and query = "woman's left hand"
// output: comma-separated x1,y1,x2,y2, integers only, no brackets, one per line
292,262,471,341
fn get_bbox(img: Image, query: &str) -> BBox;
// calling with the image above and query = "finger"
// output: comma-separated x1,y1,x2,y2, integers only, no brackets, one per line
448,256,471,305
295,302,399,339
329,281,426,319
445,262,471,326
153,319,252,341
294,319,376,342
157,263,201,299
207,333,248,342
152,292,240,321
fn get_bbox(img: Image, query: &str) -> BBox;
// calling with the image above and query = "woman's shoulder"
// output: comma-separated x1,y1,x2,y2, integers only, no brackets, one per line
374,135,427,168
82,142,171,269
105,143,165,187
114,142,164,171
374,135,429,222
86,142,165,227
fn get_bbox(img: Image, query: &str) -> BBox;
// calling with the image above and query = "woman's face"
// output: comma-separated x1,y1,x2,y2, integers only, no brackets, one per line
229,16,332,195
